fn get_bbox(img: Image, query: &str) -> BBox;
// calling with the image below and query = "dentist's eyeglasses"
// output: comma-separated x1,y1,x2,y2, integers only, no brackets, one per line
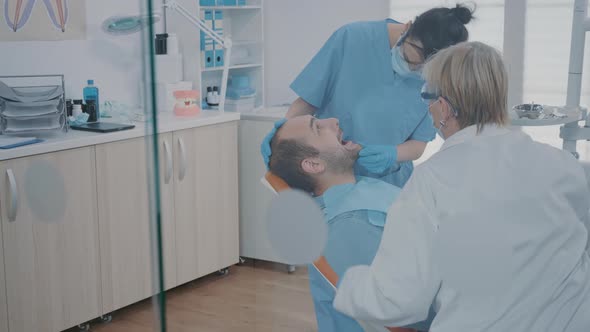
420,83,439,104
420,83,460,117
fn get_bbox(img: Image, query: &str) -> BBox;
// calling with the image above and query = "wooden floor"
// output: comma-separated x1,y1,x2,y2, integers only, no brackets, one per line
74,261,318,332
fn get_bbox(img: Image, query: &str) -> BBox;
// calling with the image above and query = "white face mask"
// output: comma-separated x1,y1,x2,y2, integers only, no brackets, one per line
429,100,448,140
436,121,446,140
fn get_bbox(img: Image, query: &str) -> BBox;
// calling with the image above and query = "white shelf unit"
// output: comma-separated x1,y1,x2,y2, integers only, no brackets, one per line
198,0,264,112
200,5,261,10
201,63,263,72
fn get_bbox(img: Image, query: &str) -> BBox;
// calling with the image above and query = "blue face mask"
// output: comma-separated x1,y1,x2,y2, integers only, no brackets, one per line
391,46,412,76
391,35,422,79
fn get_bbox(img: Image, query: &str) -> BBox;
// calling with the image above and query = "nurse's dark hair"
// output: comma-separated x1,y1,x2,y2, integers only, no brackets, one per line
408,3,475,59
268,133,319,194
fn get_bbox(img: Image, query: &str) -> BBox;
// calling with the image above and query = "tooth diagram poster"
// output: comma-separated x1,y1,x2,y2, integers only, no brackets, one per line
0,0,86,41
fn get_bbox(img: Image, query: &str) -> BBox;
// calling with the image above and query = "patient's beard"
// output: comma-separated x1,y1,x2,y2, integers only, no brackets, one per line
321,149,357,174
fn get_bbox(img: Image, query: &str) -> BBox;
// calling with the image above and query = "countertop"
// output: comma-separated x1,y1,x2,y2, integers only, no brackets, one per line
0,106,292,161
240,106,288,121
0,111,240,161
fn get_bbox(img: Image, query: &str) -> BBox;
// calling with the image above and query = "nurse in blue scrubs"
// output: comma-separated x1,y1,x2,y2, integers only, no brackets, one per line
263,4,474,187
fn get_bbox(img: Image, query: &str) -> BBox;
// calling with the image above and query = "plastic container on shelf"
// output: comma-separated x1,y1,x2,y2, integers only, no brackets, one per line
225,96,255,112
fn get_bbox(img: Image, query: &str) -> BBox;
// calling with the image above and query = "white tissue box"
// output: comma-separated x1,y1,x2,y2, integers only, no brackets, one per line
155,54,183,83
156,81,193,112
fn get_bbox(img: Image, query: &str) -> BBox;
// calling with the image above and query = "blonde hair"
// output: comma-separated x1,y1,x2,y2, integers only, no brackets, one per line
422,41,509,132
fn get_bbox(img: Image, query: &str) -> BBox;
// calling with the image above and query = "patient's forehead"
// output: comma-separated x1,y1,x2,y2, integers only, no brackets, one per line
277,116,313,140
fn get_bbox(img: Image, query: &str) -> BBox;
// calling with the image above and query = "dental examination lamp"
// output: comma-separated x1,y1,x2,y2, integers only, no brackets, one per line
102,0,232,112
511,0,589,159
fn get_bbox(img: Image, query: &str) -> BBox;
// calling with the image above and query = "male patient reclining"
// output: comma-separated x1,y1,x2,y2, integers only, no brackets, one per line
264,115,434,332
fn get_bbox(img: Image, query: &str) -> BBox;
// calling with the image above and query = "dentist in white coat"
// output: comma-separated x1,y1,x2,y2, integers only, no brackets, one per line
334,41,590,332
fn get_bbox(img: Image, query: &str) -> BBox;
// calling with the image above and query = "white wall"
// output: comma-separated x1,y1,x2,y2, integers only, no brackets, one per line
263,0,390,106
1,0,389,108
0,0,151,106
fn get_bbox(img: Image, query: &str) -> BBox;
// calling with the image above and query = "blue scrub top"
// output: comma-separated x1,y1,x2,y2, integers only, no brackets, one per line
291,19,435,187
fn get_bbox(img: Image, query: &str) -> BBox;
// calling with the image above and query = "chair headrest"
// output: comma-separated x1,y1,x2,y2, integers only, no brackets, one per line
262,171,290,194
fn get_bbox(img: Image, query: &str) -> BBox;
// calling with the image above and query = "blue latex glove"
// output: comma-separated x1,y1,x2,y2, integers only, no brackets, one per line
261,118,288,169
357,145,398,174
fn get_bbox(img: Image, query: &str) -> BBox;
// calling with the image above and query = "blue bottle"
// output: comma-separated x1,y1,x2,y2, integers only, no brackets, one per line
83,80,99,122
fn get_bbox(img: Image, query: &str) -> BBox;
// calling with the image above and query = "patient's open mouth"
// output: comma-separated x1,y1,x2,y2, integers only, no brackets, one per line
338,130,359,150
342,140,355,147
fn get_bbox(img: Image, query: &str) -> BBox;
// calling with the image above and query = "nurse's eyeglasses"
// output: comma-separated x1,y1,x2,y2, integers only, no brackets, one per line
397,32,425,69
421,84,460,117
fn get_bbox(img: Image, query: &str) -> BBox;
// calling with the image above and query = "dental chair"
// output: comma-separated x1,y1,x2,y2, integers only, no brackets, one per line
261,171,417,332
261,171,290,194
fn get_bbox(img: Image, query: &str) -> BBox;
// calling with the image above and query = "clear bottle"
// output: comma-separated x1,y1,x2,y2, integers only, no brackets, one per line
72,104,83,117
207,86,218,107
72,99,84,116
83,80,100,121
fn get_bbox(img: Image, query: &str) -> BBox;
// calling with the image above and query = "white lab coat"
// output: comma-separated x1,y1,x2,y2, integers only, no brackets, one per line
334,124,590,332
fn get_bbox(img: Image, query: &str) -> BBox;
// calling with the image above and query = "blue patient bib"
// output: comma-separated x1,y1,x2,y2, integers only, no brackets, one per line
322,177,401,226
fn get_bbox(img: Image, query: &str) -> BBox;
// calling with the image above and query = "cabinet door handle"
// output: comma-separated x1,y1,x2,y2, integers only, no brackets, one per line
178,137,187,181
163,140,172,184
6,169,17,222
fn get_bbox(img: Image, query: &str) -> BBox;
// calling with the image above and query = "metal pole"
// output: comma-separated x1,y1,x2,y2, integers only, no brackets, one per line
562,0,588,155
503,0,527,109
566,0,588,107
162,1,167,33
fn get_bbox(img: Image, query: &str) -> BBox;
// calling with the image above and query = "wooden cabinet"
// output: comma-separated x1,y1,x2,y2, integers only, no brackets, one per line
174,122,240,285
0,120,239,331
97,122,239,308
0,147,101,332
0,213,7,332
96,133,176,313
158,133,178,290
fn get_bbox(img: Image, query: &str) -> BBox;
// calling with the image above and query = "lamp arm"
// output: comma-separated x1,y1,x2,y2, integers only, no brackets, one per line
219,46,231,112
163,0,233,113
164,0,232,48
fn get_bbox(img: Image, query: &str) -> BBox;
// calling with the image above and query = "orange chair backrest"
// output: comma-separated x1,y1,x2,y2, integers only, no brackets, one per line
264,171,291,193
